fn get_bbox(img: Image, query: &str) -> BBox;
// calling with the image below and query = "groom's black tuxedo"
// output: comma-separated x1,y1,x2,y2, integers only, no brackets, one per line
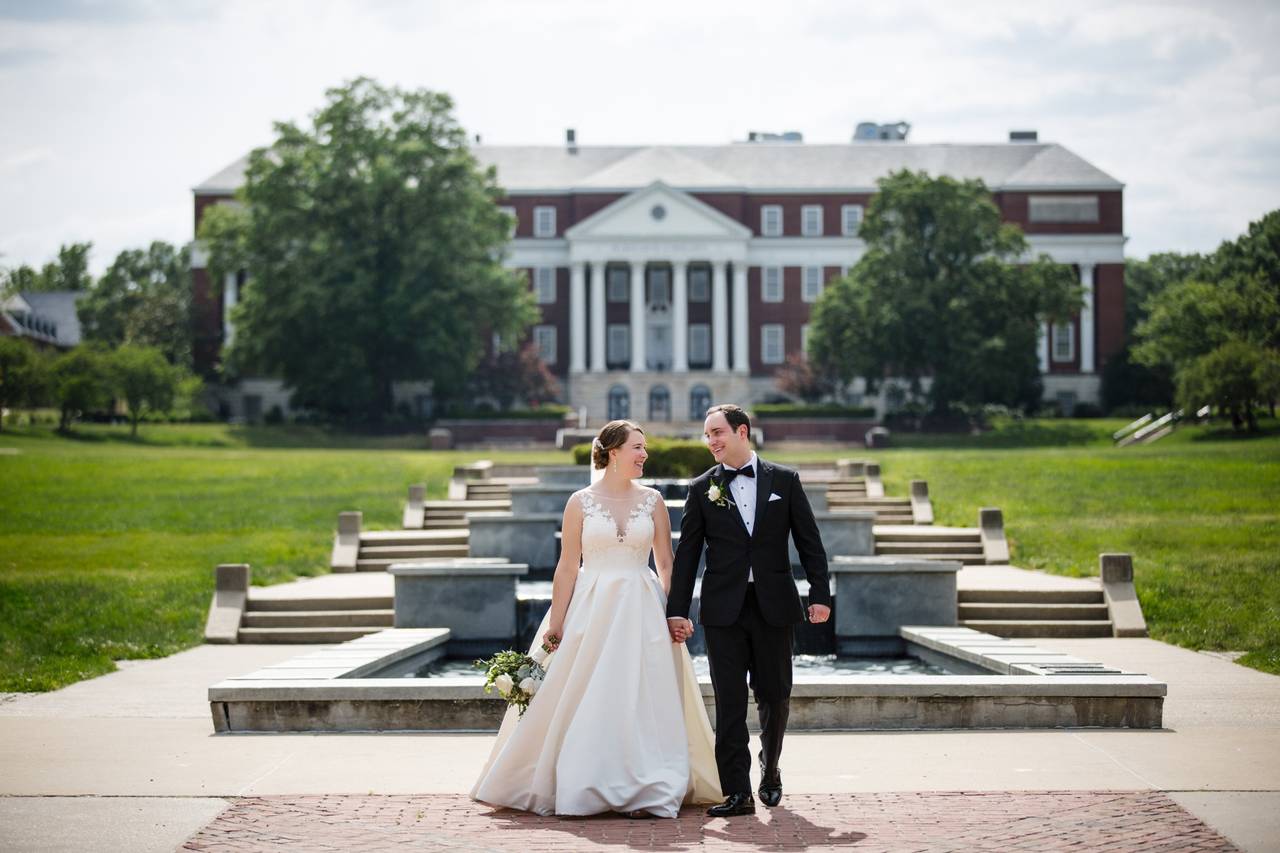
667,456,831,798
667,457,831,627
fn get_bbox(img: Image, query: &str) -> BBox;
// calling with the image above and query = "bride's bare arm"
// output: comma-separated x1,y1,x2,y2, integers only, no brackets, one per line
545,493,584,650
651,493,674,595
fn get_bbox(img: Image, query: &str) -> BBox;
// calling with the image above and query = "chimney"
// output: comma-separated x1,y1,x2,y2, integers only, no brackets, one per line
1009,130,1038,142
566,128,577,154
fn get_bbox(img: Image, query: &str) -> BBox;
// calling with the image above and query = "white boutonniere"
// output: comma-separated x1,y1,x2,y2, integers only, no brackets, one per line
707,478,730,508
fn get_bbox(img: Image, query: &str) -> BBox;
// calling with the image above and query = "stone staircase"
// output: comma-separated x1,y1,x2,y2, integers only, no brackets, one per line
823,462,930,525
332,513,470,572
237,591,393,643
874,525,986,564
958,587,1114,638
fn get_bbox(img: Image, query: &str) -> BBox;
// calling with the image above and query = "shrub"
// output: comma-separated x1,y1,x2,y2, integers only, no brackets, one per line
441,404,570,421
572,438,713,478
753,402,876,419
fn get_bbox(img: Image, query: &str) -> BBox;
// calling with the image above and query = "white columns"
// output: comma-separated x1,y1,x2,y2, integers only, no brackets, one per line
223,272,238,348
569,262,586,373
672,261,688,373
1079,264,1096,374
712,261,729,373
590,263,606,371
630,261,646,372
1037,322,1049,374
732,263,749,374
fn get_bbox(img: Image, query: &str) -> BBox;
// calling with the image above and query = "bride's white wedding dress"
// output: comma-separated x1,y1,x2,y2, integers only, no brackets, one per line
470,485,721,817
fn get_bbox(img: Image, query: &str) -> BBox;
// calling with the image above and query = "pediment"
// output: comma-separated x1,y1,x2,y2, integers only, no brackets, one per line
565,182,752,241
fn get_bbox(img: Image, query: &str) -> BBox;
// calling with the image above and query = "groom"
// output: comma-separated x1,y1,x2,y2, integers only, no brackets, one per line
667,404,831,817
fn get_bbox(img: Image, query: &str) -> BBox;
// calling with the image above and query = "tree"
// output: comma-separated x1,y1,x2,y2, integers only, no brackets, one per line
78,242,193,369
2,243,94,294
808,170,1081,416
774,352,836,403
467,341,560,412
1133,210,1280,428
1125,252,1205,335
50,346,110,431
202,77,538,421
0,338,39,431
1177,341,1279,431
110,345,178,436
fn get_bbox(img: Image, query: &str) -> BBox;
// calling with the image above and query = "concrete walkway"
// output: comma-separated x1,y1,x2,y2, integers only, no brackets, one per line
2,634,1278,851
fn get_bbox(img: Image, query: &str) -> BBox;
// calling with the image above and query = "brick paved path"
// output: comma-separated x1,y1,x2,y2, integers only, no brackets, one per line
181,791,1238,852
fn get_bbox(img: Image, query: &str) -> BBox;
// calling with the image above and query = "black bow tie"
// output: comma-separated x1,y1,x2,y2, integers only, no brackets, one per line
722,465,755,484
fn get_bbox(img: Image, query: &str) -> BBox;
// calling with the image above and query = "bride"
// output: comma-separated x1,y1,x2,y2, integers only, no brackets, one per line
470,419,721,818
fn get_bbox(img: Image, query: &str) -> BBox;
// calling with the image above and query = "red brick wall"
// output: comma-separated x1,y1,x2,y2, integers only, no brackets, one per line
191,267,222,376
1095,263,1125,366
743,194,874,236
996,191,1123,235
747,266,815,374
194,193,233,233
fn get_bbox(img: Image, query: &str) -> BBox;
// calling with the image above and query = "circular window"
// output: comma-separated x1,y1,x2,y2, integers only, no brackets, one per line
651,204,666,221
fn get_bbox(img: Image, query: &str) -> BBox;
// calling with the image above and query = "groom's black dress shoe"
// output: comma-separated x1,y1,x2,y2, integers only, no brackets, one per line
706,792,756,817
758,754,782,807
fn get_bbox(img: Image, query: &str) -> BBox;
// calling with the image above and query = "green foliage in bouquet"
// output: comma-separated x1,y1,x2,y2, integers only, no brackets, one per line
474,649,547,715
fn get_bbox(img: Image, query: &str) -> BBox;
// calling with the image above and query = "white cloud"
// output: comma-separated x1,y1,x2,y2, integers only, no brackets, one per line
0,0,1276,272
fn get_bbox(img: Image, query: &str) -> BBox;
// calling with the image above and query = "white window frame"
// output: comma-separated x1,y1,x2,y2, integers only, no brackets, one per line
761,205,783,237
801,205,823,237
761,324,785,365
841,204,864,236
499,206,517,238
533,205,557,237
533,325,557,365
1051,320,1075,362
607,267,629,302
802,266,823,302
688,324,711,364
688,266,710,302
762,267,783,303
607,324,630,364
801,323,810,358
533,267,556,304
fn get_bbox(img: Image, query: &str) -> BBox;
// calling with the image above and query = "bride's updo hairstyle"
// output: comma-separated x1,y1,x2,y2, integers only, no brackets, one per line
592,420,643,469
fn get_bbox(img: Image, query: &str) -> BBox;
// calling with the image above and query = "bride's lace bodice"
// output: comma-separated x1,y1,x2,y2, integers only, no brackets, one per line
577,487,660,569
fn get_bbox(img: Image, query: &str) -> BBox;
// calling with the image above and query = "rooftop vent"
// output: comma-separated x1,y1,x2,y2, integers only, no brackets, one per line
1009,130,1038,142
566,128,577,154
853,121,910,142
746,130,804,143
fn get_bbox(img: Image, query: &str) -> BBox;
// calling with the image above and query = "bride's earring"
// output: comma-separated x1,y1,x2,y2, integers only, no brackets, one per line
612,454,618,474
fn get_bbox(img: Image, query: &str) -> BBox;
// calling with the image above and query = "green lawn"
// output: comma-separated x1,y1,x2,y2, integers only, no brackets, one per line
1,418,1277,691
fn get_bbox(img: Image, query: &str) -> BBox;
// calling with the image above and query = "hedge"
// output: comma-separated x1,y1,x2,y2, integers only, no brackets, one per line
571,438,714,478
752,403,877,419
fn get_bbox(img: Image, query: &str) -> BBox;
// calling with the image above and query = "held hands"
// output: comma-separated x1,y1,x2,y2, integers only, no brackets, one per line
807,604,831,624
666,617,694,644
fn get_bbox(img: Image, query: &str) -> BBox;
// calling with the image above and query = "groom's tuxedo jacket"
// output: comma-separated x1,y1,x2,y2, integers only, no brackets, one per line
667,457,831,628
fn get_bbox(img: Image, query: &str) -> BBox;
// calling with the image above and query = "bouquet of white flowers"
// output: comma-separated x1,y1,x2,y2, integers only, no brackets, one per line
474,644,554,716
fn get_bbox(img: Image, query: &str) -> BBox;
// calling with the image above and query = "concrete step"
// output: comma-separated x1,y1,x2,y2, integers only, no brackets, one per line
874,551,987,564
236,626,384,643
356,550,469,569
359,530,469,545
423,519,469,529
876,528,981,542
960,619,1114,638
870,514,916,524
247,595,393,612
958,588,1103,604
876,541,985,555
833,498,911,507
359,544,471,558
959,602,1111,621
242,609,395,628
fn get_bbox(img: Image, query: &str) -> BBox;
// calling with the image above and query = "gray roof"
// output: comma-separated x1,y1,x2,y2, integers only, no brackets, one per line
13,291,85,346
195,141,1121,195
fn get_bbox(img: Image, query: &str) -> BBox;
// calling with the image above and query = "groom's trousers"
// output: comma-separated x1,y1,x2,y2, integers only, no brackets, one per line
703,583,793,796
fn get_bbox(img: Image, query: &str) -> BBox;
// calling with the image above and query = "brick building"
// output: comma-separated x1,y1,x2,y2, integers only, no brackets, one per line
192,129,1124,422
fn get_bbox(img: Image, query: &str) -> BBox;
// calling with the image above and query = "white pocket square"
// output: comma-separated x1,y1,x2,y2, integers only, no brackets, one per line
769,493,783,502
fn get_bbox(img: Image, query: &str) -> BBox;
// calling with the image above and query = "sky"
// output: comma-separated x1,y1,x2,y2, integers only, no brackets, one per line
1,0,1277,275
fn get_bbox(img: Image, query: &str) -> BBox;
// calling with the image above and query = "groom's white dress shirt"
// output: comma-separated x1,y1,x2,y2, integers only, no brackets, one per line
725,452,758,582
